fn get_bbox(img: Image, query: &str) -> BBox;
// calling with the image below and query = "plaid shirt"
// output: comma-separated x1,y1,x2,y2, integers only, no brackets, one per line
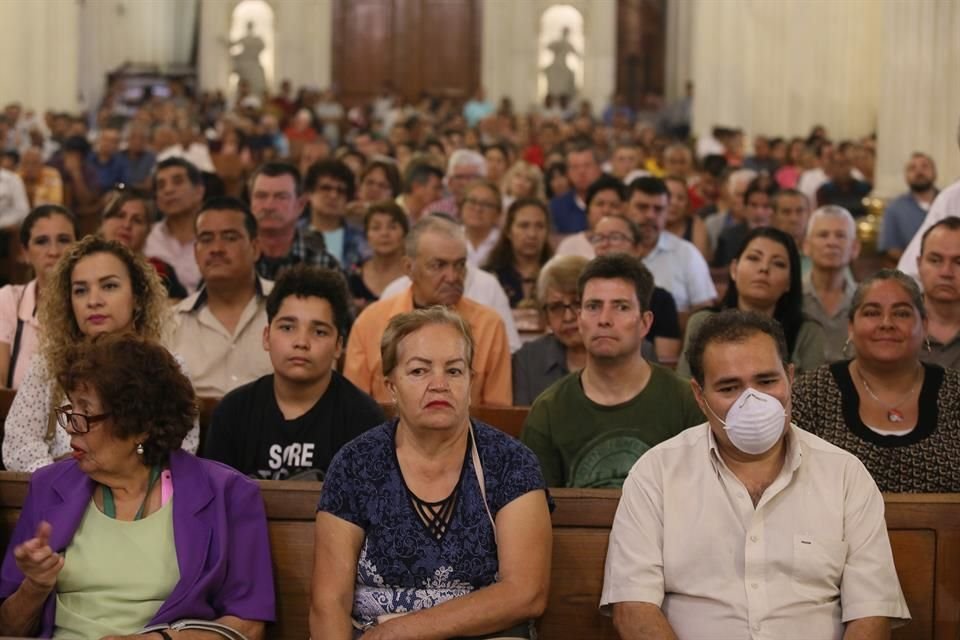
255,228,342,281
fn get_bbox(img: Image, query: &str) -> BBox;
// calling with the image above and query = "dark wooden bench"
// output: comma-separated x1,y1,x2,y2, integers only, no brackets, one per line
0,474,957,639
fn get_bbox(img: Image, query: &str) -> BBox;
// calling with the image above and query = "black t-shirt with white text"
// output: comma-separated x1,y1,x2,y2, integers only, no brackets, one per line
203,371,386,480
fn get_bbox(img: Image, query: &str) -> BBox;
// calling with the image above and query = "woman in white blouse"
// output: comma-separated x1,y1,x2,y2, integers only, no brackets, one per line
2,235,198,471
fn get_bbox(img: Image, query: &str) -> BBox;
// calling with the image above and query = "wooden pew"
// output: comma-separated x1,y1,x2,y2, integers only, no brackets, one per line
0,474,957,639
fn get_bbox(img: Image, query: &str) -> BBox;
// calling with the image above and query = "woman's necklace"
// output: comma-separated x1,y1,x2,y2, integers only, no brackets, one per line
853,362,922,423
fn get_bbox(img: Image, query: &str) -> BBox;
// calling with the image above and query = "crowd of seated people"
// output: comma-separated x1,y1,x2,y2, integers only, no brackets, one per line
0,85,956,638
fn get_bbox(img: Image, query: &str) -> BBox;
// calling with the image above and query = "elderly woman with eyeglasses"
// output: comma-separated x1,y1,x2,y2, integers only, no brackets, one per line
512,255,589,405
0,334,274,638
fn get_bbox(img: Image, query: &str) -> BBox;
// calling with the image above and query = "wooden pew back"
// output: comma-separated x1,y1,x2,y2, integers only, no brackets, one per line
0,474,957,639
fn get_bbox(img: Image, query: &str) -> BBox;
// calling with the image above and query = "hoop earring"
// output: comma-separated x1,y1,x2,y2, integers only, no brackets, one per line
842,339,852,359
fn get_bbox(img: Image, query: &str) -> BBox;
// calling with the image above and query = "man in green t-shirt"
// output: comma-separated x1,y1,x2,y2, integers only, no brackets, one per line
521,253,704,488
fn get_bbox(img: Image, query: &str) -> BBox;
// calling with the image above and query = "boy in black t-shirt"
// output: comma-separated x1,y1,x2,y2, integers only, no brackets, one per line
203,264,385,479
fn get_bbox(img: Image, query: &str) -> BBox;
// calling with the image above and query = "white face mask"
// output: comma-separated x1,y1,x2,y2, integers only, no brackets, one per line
704,387,786,455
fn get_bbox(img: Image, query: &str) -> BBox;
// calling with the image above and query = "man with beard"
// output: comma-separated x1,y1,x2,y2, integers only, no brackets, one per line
879,152,938,264
625,176,716,331
248,162,339,280
344,215,512,405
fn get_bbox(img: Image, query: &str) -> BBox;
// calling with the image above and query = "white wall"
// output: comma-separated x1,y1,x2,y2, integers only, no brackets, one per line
0,0,80,114
198,0,332,94
78,0,197,111
482,0,617,114
688,0,882,142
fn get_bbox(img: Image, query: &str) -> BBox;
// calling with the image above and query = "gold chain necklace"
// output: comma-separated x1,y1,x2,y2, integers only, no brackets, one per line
853,362,921,423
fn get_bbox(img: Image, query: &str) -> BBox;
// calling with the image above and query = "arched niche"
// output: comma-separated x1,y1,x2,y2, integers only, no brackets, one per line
538,4,585,105
228,0,275,96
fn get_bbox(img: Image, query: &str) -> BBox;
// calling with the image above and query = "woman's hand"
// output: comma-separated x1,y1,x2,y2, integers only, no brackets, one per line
13,521,63,590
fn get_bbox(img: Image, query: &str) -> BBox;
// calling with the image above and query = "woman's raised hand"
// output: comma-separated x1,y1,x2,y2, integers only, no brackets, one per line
13,521,63,590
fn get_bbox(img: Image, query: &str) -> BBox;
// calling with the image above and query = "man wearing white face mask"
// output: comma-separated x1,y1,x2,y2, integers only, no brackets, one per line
600,310,910,640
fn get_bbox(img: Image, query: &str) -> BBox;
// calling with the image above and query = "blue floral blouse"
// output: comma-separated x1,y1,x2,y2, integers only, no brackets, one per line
318,419,549,629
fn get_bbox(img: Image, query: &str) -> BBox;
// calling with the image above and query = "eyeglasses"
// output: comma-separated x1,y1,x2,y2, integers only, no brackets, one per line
588,232,632,246
464,197,500,212
543,301,580,317
55,404,112,434
315,183,349,196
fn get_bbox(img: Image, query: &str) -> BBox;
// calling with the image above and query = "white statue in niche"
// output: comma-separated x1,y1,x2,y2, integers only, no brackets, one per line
227,21,267,96
543,27,580,100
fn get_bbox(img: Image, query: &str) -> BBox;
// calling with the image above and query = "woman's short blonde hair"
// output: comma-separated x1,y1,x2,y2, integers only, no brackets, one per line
39,235,169,379
380,306,475,377
536,254,589,303
503,161,546,200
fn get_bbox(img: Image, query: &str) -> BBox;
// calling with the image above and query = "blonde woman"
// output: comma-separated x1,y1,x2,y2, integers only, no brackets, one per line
2,236,199,472
501,161,545,212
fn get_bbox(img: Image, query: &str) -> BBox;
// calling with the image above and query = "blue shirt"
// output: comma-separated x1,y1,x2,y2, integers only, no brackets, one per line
318,419,548,629
879,191,933,252
549,190,587,234
119,150,157,186
88,153,129,191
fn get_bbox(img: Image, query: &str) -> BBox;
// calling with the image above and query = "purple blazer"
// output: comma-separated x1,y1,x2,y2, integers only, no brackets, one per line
0,449,276,637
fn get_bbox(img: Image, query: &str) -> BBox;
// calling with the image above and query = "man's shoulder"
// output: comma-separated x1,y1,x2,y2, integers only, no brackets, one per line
329,370,383,410
456,295,503,322
353,291,409,332
217,374,273,412
530,371,584,411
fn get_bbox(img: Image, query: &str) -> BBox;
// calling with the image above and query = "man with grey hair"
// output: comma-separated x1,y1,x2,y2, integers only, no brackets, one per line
421,148,487,219
899,117,960,279
802,205,860,362
344,215,512,405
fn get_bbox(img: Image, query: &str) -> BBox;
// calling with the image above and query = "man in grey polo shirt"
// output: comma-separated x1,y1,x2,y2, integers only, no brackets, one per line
802,205,859,362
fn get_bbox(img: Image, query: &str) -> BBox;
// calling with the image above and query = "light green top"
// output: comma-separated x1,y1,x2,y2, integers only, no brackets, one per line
676,309,826,378
53,497,179,639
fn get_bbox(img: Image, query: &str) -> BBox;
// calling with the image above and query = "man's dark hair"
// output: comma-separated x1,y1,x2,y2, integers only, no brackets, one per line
701,154,728,178
303,159,356,200
266,264,351,338
626,176,670,201
920,215,960,255
154,157,203,190
403,161,444,194
586,175,627,209
249,161,302,196
577,253,655,313
742,177,778,205
686,309,789,386
197,196,258,239
565,137,600,164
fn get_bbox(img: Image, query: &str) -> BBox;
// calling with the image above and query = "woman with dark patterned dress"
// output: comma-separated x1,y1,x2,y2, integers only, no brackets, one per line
311,307,552,639
792,270,960,492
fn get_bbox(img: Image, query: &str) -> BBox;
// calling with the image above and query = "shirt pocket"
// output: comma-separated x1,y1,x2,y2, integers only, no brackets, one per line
791,533,847,601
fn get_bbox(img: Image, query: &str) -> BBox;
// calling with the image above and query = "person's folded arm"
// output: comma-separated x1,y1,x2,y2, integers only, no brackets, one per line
362,489,552,640
612,602,679,640
843,616,890,640
309,512,365,640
